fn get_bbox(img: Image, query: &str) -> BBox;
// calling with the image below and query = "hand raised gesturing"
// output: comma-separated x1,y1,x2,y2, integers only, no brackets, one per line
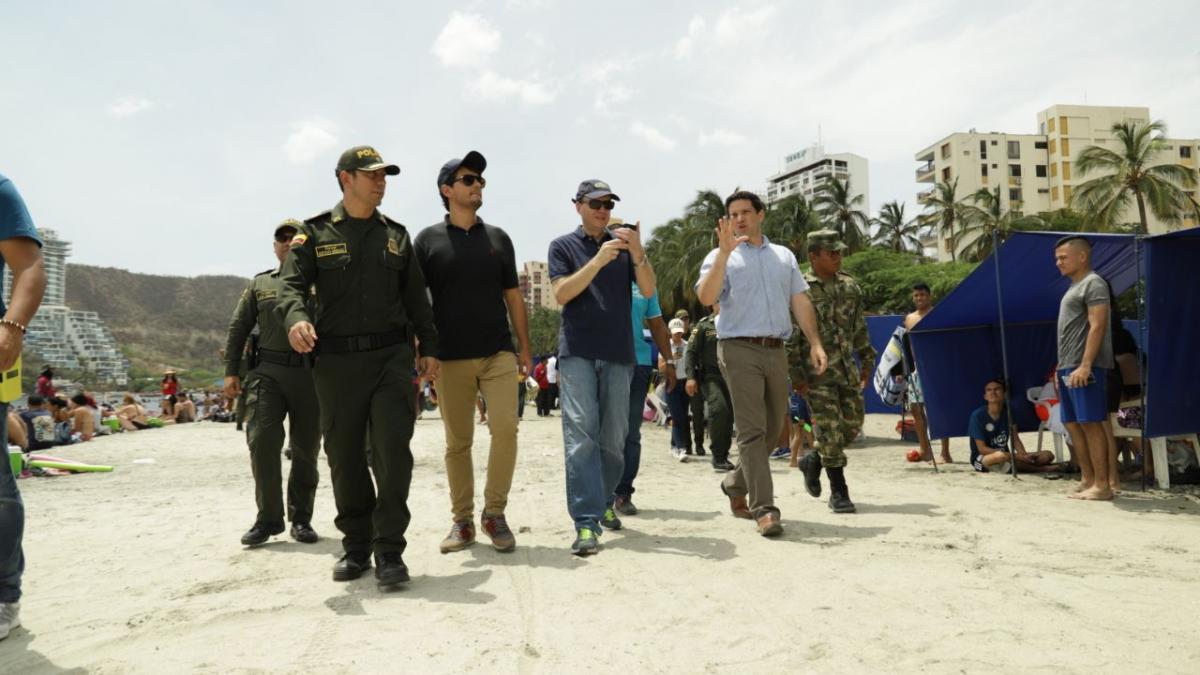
715,216,749,254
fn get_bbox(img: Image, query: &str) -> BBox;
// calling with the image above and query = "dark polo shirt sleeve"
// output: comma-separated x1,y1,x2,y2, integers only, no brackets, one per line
414,218,519,360
547,227,634,364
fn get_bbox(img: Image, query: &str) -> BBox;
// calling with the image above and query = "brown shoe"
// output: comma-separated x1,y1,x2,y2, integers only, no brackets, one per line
439,520,476,553
721,483,752,519
481,513,516,552
756,512,783,537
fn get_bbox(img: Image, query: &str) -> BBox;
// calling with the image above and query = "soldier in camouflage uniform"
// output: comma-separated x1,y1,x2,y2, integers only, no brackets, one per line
791,230,876,513
684,304,735,472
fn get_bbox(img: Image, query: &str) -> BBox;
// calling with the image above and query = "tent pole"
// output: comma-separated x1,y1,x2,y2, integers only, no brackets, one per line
991,229,1019,479
1136,235,1148,492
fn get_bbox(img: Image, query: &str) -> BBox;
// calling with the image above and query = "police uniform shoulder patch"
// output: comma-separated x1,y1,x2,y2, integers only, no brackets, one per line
387,238,400,255
290,233,309,248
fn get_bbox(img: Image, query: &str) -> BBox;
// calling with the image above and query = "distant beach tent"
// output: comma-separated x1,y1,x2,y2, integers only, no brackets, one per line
907,230,1198,447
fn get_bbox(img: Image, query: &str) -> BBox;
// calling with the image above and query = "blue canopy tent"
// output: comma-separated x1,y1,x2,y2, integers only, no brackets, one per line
1143,228,1200,438
908,232,1142,440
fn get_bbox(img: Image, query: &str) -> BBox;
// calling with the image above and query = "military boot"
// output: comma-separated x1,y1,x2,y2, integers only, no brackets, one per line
826,466,856,513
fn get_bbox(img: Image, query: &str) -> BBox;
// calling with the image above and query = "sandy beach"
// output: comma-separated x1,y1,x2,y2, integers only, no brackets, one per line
5,411,1200,674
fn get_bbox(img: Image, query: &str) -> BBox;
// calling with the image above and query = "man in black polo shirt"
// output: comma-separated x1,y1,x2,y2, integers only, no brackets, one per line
414,151,532,555
548,179,656,555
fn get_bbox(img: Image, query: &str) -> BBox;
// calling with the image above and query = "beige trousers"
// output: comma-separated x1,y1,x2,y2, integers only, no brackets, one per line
438,351,520,522
718,340,790,518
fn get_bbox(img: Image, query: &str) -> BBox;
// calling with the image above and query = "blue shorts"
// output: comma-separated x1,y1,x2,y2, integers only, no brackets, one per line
790,393,810,423
1058,367,1108,424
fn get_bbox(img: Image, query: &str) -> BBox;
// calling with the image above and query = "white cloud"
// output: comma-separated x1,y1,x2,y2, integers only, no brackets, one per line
713,5,777,44
594,84,633,114
699,128,747,147
432,12,501,68
630,121,677,151
108,96,154,118
469,71,555,105
283,118,339,164
673,16,706,60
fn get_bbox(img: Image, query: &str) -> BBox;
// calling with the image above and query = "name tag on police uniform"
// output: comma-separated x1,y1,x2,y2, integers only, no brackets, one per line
316,242,349,258
387,238,400,255
255,289,278,301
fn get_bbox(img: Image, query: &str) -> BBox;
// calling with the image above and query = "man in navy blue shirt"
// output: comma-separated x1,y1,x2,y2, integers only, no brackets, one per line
968,379,1060,474
0,173,47,641
548,179,655,555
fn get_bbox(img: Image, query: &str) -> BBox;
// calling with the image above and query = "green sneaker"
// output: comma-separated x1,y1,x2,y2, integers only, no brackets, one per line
600,508,622,530
571,528,599,556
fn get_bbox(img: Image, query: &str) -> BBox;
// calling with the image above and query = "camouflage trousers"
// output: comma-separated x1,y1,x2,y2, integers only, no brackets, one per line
807,377,865,469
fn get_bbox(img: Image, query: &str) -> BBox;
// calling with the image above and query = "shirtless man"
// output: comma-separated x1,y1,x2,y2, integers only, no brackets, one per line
902,283,952,463
173,393,196,423
66,394,94,441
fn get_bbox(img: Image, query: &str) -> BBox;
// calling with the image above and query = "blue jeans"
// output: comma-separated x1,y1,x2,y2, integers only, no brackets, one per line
613,365,653,499
0,402,24,603
559,356,632,533
666,383,692,450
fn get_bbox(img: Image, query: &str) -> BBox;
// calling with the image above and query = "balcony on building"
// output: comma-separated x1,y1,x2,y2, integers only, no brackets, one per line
915,160,936,182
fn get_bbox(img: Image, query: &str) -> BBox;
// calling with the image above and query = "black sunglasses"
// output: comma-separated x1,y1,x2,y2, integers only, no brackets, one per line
585,199,616,210
451,175,486,187
274,231,296,243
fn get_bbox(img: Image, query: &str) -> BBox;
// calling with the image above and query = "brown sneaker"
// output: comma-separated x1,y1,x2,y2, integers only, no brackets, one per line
720,483,752,519
481,513,516,552
439,520,476,554
756,512,783,537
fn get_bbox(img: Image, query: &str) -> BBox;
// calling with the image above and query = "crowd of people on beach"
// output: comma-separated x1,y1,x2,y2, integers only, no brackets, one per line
0,145,1164,650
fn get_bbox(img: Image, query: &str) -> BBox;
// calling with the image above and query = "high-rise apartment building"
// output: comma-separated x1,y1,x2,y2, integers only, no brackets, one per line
916,105,1199,260
3,228,130,384
518,261,557,311
766,144,870,208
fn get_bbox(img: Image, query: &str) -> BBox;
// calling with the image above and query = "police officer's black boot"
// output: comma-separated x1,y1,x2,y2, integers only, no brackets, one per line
240,521,285,547
374,552,410,587
826,467,856,513
332,551,371,581
798,452,822,498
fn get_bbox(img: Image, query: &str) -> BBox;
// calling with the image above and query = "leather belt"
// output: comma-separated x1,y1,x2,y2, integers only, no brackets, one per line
257,348,306,367
723,336,785,348
317,329,407,355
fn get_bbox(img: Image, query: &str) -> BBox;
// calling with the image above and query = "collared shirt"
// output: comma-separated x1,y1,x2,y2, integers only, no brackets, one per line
548,226,636,363
277,201,439,357
630,283,663,367
697,235,808,340
223,268,301,376
414,215,519,360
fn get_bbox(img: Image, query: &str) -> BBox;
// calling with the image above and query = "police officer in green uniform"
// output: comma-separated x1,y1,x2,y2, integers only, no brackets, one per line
791,230,876,513
224,219,321,547
683,304,735,471
277,145,439,588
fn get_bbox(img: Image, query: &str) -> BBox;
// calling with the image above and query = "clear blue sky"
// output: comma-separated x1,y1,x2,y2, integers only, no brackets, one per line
2,0,1197,277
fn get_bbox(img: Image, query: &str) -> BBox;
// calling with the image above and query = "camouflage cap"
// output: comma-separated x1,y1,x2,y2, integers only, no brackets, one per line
335,145,400,176
674,309,690,320
274,218,302,237
807,229,848,253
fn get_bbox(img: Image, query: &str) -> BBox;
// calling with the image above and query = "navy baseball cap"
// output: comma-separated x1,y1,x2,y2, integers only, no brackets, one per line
437,150,487,187
573,179,620,203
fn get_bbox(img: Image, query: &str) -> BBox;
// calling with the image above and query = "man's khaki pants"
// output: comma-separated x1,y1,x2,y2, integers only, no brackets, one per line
438,351,520,523
717,340,789,519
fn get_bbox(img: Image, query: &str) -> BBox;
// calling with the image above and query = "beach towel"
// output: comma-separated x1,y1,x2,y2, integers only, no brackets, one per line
874,325,909,407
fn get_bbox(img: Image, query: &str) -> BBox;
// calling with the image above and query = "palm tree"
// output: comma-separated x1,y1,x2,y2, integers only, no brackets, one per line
956,187,1045,262
812,176,869,252
870,201,922,253
763,193,818,256
917,178,964,262
1072,119,1198,234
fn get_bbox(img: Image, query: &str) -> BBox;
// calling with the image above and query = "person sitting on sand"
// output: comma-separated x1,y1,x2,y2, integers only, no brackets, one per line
117,394,151,431
968,379,1062,474
6,408,28,451
20,395,57,451
66,394,95,441
47,398,81,445
172,392,196,424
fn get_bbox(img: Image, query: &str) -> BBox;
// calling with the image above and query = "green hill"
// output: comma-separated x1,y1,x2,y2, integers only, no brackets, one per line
64,264,250,390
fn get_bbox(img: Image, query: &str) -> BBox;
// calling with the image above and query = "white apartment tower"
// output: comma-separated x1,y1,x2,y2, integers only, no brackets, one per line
765,144,870,208
518,261,558,311
3,228,130,385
